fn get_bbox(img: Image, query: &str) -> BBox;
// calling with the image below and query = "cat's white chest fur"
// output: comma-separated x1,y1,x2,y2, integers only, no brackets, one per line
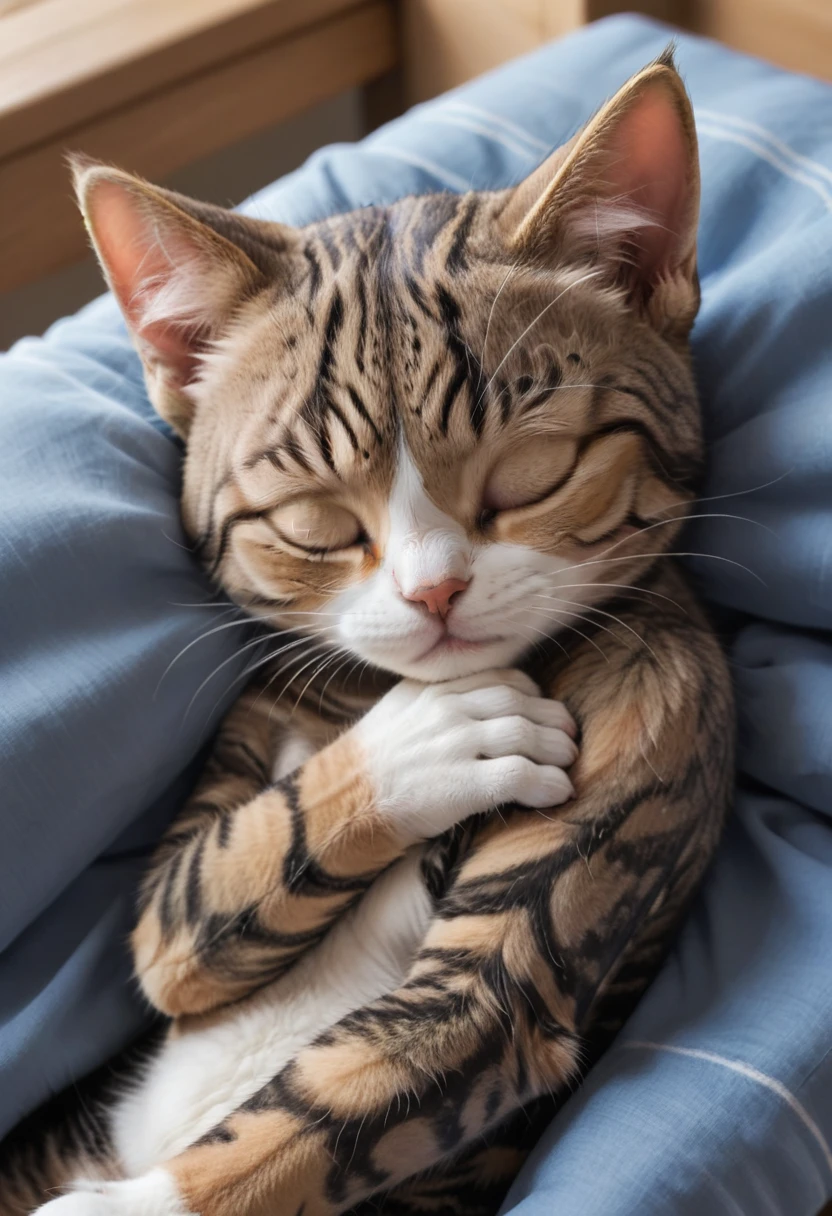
112,732,431,1177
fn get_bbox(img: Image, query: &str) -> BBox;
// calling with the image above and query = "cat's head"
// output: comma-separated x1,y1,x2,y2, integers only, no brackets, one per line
74,54,702,682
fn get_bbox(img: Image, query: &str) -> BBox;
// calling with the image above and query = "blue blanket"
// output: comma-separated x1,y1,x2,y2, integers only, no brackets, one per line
1,15,830,1214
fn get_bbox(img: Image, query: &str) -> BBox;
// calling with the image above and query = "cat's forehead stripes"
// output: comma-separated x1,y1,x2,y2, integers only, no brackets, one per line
232,196,505,488
189,177,702,577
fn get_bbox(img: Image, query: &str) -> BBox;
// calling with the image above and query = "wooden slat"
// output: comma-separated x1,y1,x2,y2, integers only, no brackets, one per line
690,0,832,82
400,0,561,105
0,0,38,13
398,0,688,104
0,0,395,292
0,0,364,159
399,0,831,108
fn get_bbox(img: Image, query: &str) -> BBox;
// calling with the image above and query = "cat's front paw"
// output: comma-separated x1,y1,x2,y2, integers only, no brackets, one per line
32,1193,110,1216
31,1171,190,1216
357,667,577,840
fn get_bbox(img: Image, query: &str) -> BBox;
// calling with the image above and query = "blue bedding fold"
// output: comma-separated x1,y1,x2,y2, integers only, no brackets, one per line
1,14,830,1213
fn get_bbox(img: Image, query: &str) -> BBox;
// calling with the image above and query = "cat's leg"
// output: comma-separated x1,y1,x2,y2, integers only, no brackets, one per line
111,848,435,1176
76,846,607,1213
25,670,573,1215
31,1129,531,1216
29,846,437,1216
134,669,576,1016
31,724,713,1216
145,846,580,1216
30,854,560,1216
350,1104,549,1216
92,617,723,1216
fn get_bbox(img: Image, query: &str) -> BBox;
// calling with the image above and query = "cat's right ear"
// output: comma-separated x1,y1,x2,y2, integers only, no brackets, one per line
72,156,295,437
497,52,700,338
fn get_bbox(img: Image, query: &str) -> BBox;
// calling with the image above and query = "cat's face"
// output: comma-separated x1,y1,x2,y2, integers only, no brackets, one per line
75,55,703,683
180,214,700,683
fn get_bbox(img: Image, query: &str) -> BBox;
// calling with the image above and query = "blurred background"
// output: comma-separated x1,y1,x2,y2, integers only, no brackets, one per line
1,0,828,348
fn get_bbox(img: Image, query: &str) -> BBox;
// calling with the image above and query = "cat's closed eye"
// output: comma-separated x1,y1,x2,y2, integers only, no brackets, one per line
271,498,367,555
482,434,578,514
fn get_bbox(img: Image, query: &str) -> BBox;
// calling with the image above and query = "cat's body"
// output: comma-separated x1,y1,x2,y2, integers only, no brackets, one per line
1,54,734,1216
116,848,432,1179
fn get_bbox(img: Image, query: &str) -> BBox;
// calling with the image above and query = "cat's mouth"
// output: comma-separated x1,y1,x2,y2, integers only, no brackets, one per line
417,632,507,662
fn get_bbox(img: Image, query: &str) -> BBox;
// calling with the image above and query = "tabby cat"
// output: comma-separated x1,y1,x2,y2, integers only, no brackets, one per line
3,52,733,1216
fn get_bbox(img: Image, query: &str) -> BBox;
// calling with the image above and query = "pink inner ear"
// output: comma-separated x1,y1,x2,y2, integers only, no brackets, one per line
88,181,167,323
86,179,209,384
602,87,691,279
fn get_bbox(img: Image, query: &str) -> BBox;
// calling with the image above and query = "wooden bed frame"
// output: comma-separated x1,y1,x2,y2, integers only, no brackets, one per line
1,0,830,297
399,0,832,104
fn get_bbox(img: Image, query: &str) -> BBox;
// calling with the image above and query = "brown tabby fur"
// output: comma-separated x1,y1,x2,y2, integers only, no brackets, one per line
1,53,733,1216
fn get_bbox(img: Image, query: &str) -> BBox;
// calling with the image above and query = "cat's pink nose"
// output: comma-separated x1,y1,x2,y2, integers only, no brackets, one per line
404,577,469,619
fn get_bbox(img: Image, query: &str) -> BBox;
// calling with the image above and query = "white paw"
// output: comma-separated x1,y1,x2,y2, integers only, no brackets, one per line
32,1171,190,1216
357,668,577,841
32,1194,109,1216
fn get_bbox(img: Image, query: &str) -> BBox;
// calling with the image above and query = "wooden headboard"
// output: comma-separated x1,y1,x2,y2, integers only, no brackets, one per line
2,0,828,298
672,0,832,82
399,0,832,105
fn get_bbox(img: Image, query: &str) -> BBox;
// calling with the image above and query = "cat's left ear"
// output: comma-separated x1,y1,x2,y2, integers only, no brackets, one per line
71,156,300,437
499,50,700,336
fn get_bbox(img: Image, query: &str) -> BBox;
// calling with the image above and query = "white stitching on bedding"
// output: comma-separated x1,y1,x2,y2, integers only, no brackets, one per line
433,100,832,212
700,1169,748,1216
420,113,538,161
624,1041,832,1178
697,108,832,187
696,122,832,210
440,101,553,153
370,102,832,210
360,147,474,193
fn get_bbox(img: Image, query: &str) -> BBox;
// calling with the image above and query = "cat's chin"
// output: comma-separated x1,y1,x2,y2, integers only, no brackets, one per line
363,633,528,683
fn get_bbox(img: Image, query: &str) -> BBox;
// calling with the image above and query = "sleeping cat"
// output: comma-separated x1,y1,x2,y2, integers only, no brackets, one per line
3,52,733,1216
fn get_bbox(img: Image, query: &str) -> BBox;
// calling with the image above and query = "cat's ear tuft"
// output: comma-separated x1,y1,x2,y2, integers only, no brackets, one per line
656,41,678,71
71,157,276,437
498,55,700,336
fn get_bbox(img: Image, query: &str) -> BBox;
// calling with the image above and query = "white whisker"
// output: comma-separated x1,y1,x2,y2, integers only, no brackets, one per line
156,616,261,694
547,581,689,614
186,629,330,723
480,259,519,372
249,637,335,715
291,646,353,714
480,269,604,402
514,621,568,661
546,612,610,662
540,595,663,668
169,599,238,610
668,468,794,510
317,650,363,711
654,509,778,537
578,511,772,573
270,645,344,718
551,549,764,585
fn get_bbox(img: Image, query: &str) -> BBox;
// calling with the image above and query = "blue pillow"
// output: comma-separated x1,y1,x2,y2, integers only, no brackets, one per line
1,15,830,1214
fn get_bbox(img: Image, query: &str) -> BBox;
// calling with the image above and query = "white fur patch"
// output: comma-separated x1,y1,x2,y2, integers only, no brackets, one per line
111,851,431,1176
270,729,317,782
387,445,470,596
567,199,658,248
32,1169,189,1216
330,442,588,681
